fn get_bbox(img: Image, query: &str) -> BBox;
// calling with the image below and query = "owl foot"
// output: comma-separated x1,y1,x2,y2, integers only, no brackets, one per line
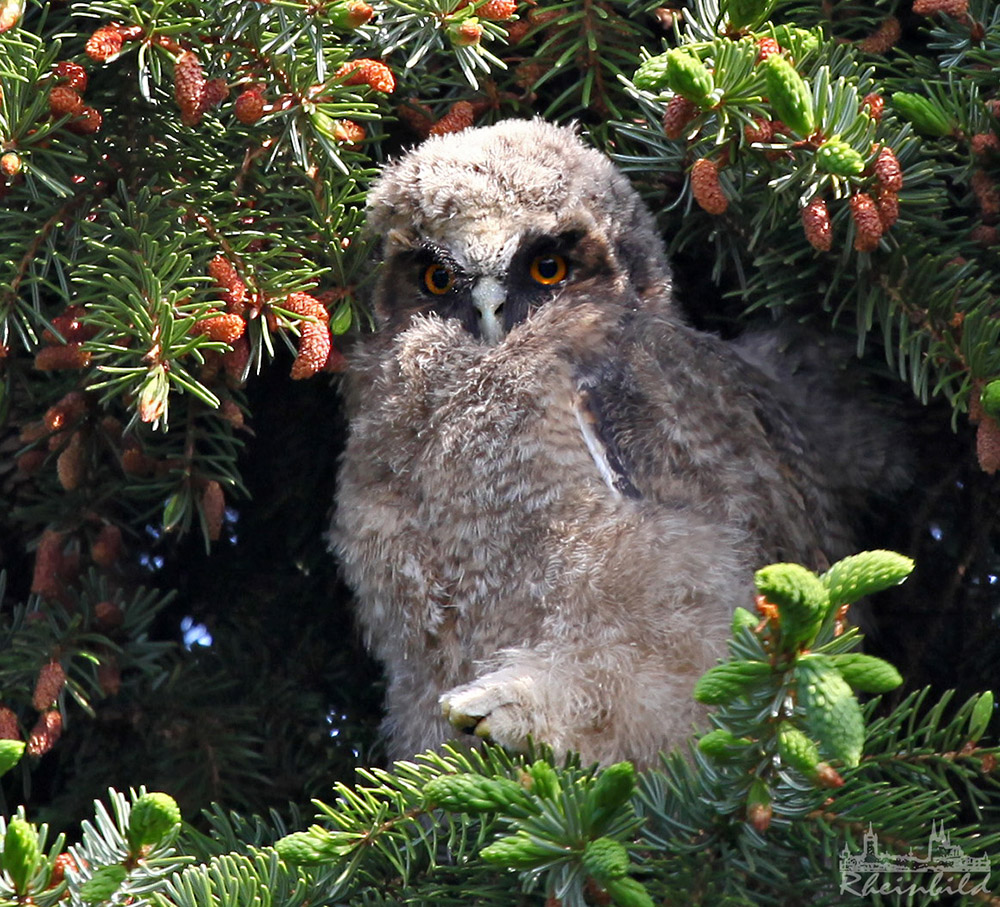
439,674,538,751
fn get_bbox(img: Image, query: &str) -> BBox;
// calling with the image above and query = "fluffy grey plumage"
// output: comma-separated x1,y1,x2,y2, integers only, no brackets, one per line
331,119,903,766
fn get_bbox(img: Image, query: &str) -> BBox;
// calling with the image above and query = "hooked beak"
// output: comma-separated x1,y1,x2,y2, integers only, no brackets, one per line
471,276,506,344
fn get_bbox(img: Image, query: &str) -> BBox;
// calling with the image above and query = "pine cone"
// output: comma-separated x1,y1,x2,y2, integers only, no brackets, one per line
451,20,483,46
0,707,18,740
873,144,903,192
198,312,246,344
223,336,251,383
743,116,774,144
863,92,884,121
284,292,332,380
32,662,66,711
202,77,229,110
85,25,124,63
97,658,121,696
912,0,968,17
56,432,86,491
857,16,900,53
53,60,88,91
662,95,698,140
802,198,832,251
335,58,396,93
977,415,1000,474
234,87,265,124
202,480,225,541
849,192,883,252
94,600,125,630
34,343,91,370
755,37,780,61
67,106,102,135
49,85,84,118
332,119,366,145
91,525,123,568
174,51,206,126
972,168,1000,215
207,255,248,310
690,157,728,215
0,151,21,177
429,100,476,136
480,0,517,19
31,530,65,599
26,710,62,756
876,187,900,229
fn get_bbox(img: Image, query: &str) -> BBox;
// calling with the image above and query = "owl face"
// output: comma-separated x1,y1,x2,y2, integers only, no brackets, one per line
365,119,675,343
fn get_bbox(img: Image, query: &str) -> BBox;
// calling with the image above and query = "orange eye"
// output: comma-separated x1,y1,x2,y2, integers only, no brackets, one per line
529,254,568,286
423,264,454,295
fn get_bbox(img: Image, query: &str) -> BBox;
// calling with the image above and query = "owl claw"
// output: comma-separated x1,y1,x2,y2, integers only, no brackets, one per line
439,675,536,750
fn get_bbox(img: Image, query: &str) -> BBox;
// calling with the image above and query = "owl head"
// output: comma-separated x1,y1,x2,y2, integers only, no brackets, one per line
365,119,674,343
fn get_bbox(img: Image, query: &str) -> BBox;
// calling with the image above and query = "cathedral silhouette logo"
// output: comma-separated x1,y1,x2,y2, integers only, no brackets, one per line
839,821,991,898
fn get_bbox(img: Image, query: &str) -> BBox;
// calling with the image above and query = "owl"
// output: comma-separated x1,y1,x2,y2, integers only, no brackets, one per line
331,119,903,767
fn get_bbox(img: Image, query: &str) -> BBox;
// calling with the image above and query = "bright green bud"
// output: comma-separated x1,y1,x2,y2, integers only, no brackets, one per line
697,728,754,761
665,49,714,105
582,837,630,881
604,876,656,907
891,92,954,137
527,760,560,800
127,792,181,850
588,761,636,834
633,53,672,92
78,865,128,903
755,563,828,650
968,691,994,744
694,660,772,704
731,606,758,635
725,0,777,30
762,55,815,136
815,138,866,176
480,832,555,869
3,818,40,894
830,654,903,693
776,721,821,776
980,381,1000,418
0,740,25,778
423,774,527,813
795,655,864,767
822,550,914,605
275,831,330,864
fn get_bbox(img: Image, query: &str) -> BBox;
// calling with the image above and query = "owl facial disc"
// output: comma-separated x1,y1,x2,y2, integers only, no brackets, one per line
471,276,507,344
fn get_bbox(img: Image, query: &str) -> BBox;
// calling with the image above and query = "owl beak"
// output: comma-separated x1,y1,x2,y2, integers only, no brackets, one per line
471,276,506,344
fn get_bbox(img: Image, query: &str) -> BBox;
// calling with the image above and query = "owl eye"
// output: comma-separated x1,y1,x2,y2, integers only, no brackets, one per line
423,263,455,295
529,254,568,286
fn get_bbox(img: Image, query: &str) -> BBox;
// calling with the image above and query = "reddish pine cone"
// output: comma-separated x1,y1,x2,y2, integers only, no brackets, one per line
27,710,62,756
863,93,884,121
223,335,251,382
48,853,79,888
234,87,265,124
49,85,84,118
91,524,123,568
0,151,20,177
97,658,121,696
912,0,968,16
743,116,774,144
198,312,246,344
857,16,901,53
31,530,66,599
202,481,225,541
977,415,1000,474
67,106,102,135
202,77,230,110
45,390,88,429
335,58,395,93
971,133,1000,156
0,707,18,740
755,37,780,61
284,292,332,379
333,119,366,145
174,51,206,126
874,144,903,192
429,100,475,136
480,0,517,18
691,157,728,215
34,343,92,369
972,169,1000,215
85,25,124,62
972,224,998,246
207,255,248,310
53,60,88,91
452,20,483,46
94,600,125,630
849,192,883,252
57,432,86,491
876,188,899,229
662,95,698,140
802,198,832,251
32,662,66,711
